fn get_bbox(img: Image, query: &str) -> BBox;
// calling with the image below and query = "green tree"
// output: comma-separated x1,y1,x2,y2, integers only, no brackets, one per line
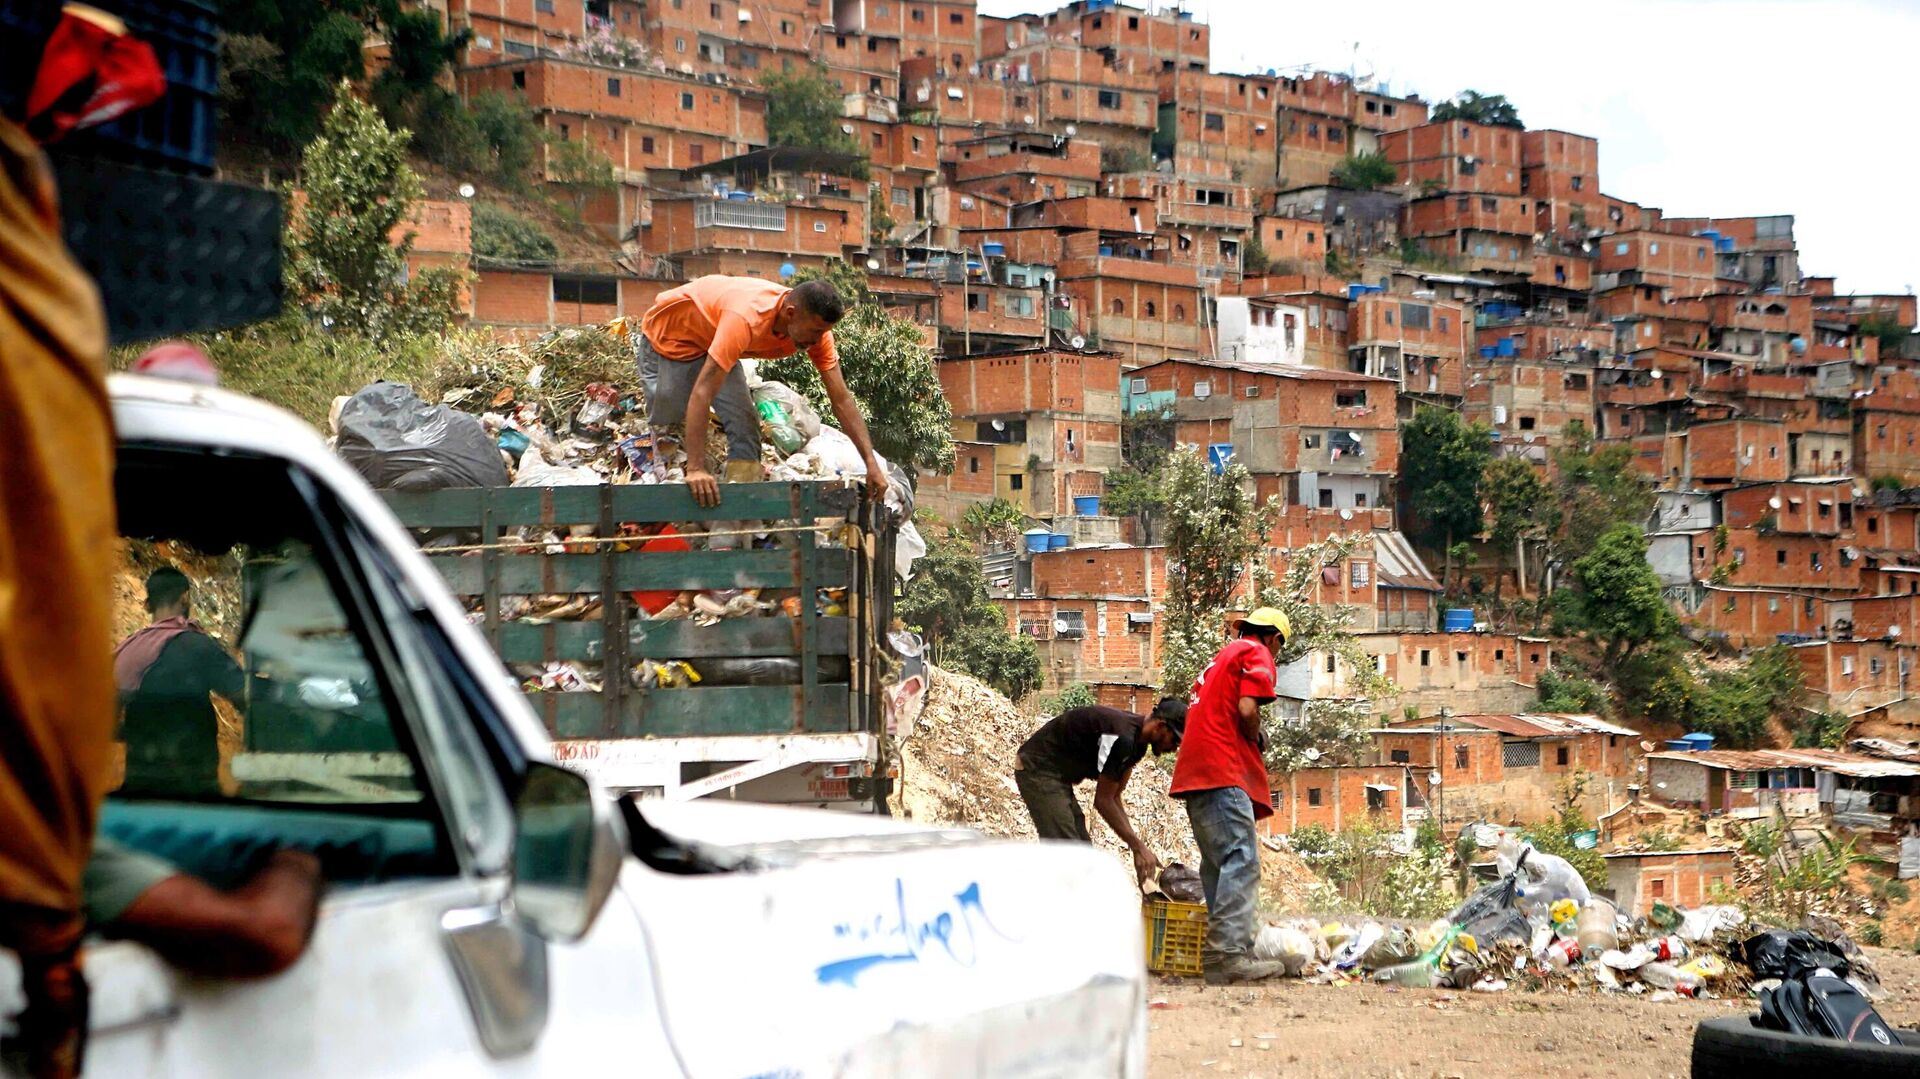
1330,151,1397,190
545,132,616,220
761,64,868,174
897,528,1040,699
1430,90,1524,129
1570,524,1670,674
868,186,896,244
1858,314,1909,355
1158,447,1281,695
217,1,373,147
1400,406,1493,592
760,304,953,474
471,203,558,264
788,258,873,306
1242,232,1271,275
1533,420,1655,618
1483,455,1549,604
1102,466,1165,544
469,90,544,188
1536,667,1610,715
285,82,459,341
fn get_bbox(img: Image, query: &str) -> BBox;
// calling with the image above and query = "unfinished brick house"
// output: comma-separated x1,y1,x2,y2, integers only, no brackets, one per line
1374,713,1641,826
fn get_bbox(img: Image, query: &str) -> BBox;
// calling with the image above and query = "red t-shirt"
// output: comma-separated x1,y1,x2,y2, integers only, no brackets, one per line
1169,637,1278,820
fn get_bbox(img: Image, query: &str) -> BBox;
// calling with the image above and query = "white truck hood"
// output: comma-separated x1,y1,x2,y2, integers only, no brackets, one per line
621,804,1147,1078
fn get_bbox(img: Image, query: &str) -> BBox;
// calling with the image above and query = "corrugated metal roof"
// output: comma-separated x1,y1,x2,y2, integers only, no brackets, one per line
1372,530,1440,591
1647,747,1920,778
1850,737,1920,763
1448,713,1642,739
1601,848,1737,860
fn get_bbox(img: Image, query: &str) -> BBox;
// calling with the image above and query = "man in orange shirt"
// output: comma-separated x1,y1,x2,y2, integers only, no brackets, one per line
639,275,888,507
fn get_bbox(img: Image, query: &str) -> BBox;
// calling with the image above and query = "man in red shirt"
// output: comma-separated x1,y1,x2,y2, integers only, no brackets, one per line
1170,607,1290,984
638,275,888,507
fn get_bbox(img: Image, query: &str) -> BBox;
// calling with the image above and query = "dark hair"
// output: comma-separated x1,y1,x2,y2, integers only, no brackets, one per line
144,567,191,615
788,279,848,324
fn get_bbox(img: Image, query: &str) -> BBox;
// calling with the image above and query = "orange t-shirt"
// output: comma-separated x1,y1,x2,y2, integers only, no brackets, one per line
640,276,838,374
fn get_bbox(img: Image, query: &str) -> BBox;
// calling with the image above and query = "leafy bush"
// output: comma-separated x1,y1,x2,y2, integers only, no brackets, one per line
472,202,558,264
1537,667,1609,715
1040,683,1097,715
1522,776,1608,891
1860,921,1884,947
1288,824,1335,858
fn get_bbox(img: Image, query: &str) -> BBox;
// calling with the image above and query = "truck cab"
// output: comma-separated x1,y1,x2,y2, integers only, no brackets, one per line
80,374,1147,1076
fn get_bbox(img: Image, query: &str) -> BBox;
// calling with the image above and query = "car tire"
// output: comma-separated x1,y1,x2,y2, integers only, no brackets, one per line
1691,1015,1920,1078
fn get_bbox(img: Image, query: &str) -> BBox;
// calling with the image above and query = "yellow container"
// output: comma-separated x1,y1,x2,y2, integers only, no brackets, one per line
1142,898,1208,977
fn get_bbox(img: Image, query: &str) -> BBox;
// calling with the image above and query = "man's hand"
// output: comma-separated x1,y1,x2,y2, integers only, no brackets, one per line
1131,845,1163,889
686,468,721,507
864,454,891,502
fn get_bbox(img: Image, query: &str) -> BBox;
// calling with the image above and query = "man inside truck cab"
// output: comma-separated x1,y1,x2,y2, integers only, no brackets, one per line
638,276,890,508
114,568,244,798
1013,698,1186,888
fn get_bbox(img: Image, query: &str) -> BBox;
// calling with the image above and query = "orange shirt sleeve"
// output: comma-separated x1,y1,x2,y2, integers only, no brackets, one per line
706,310,752,372
808,329,839,374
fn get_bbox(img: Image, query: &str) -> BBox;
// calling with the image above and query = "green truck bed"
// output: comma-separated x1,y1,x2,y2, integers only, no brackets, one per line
379,480,897,744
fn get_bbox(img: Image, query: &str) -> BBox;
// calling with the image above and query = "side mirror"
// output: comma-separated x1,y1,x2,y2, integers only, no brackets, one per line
510,761,624,942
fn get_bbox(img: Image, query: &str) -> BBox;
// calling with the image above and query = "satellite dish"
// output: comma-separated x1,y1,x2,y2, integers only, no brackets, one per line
866,258,881,271
1339,508,1354,521
1070,335,1087,349
1348,431,1361,440
1064,124,1077,137
1023,114,1036,125
457,182,476,199
840,124,855,134
1768,497,1783,509
1053,619,1070,632
1428,771,1442,786
990,419,1006,431
1302,747,1322,762
1892,625,1903,638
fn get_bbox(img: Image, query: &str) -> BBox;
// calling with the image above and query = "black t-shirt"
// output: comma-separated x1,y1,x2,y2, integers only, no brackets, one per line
1018,705,1147,785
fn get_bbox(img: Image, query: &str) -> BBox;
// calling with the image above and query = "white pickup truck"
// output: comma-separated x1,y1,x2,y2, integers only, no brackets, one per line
74,375,1147,1076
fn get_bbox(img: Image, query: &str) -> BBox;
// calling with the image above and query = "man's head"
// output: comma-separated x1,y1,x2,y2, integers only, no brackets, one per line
1142,697,1187,754
144,567,192,619
1236,606,1290,659
779,279,847,349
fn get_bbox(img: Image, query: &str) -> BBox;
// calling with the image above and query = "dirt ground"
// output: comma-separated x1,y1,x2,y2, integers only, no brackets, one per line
1146,947,1920,1078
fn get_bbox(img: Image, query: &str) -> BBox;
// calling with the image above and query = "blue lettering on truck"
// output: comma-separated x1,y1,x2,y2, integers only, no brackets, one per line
816,880,1016,986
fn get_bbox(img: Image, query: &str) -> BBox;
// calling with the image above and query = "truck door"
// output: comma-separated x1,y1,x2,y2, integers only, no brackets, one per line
91,443,658,1075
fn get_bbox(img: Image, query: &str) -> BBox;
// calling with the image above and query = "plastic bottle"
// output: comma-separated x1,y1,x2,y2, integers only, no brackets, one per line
1646,935,1689,963
1373,959,1439,988
1575,899,1619,959
765,422,806,456
1543,937,1582,969
1639,962,1703,995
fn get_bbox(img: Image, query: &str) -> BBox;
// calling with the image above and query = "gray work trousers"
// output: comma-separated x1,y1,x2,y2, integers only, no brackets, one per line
637,334,761,461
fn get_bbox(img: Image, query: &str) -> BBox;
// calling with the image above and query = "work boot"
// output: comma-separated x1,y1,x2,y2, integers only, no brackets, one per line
1203,955,1286,985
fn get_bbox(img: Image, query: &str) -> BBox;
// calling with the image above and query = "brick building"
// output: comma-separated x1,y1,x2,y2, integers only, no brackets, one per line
926,347,1123,519
1375,712,1640,826
1155,69,1279,184
1604,850,1737,915
1378,119,1525,196
1346,292,1469,410
1263,765,1428,836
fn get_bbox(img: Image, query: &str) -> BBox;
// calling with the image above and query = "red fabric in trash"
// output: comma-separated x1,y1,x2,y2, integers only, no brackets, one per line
630,526,692,613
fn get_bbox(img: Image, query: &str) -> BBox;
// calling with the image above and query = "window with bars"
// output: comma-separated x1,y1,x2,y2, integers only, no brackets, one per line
1502,740,1541,768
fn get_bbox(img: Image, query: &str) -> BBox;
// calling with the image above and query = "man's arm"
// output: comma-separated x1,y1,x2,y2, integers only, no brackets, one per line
1236,695,1263,747
111,850,323,978
1092,769,1160,886
817,361,890,502
679,358,733,507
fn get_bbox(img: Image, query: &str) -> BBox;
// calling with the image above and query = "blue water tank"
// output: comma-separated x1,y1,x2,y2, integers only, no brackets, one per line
1478,345,1497,359
1099,245,1114,256
981,241,1006,257
726,190,750,201
1496,337,1516,357
1023,528,1052,554
1682,732,1717,752
1073,495,1101,516
1664,739,1695,752
1717,237,1735,252
1442,608,1475,632
1048,533,1070,550
1347,284,1368,301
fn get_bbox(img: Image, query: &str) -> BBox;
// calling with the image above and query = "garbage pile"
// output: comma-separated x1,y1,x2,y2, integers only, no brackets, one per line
328,329,926,699
892,666,1202,870
1244,831,1879,1002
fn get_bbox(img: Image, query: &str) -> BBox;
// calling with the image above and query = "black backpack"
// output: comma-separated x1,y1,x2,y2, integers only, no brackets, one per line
1759,971,1901,1046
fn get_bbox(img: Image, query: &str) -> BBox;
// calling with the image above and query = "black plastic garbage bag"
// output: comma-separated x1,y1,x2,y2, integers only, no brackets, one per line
336,382,510,492
1447,864,1532,945
1158,863,1205,904
1743,929,1850,980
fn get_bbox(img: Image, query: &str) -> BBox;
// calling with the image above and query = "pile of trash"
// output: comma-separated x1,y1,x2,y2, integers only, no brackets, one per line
1240,830,1881,1003
326,328,927,697
892,666,1202,870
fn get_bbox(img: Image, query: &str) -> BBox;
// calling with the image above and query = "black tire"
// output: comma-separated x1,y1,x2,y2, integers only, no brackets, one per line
1692,1015,1920,1078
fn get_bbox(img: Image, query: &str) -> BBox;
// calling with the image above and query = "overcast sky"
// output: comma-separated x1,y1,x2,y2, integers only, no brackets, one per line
977,0,1918,296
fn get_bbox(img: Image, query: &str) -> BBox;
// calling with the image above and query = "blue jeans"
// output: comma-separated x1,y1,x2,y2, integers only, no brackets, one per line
1184,786,1258,962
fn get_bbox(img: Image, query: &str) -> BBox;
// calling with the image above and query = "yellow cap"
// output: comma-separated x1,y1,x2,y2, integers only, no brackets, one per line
1239,607,1291,640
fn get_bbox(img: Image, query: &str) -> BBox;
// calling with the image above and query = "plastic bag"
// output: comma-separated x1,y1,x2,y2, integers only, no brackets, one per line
805,428,866,476
513,447,601,488
1677,904,1746,942
1743,929,1850,980
335,382,511,491
752,381,823,440
1157,863,1204,904
895,519,928,579
1252,925,1315,976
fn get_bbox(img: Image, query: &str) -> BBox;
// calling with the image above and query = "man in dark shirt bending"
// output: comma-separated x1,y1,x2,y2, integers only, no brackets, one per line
114,568,245,798
1014,698,1186,886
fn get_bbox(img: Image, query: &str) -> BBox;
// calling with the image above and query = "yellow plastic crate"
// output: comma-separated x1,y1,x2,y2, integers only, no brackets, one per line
1142,898,1207,976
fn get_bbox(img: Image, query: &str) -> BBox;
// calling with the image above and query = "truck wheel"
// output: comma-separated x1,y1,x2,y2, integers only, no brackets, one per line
1691,1016,1920,1078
